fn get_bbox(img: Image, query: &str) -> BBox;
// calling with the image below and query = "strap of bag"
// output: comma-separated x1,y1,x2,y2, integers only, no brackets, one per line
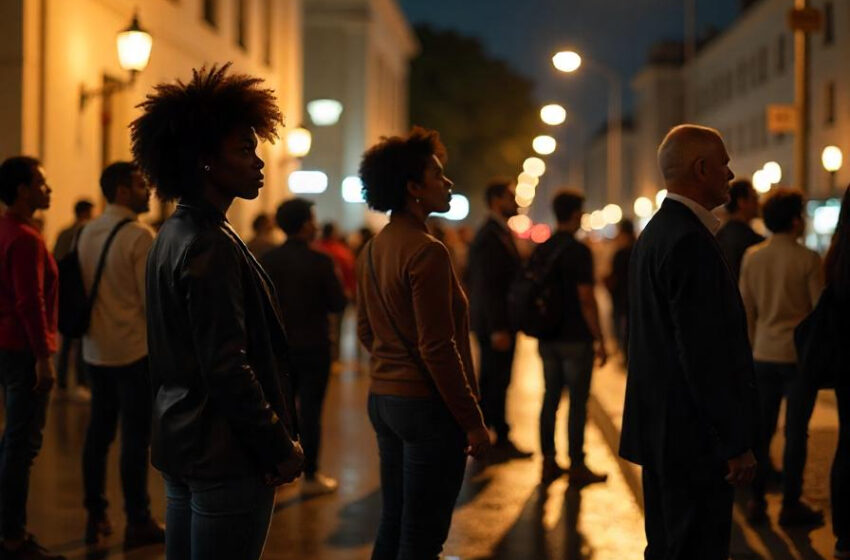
367,240,434,385
87,218,133,310
535,236,573,285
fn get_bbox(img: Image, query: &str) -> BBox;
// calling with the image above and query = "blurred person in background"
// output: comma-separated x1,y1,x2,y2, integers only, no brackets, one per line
53,198,94,398
261,198,347,496
0,156,64,559
604,219,635,362
246,212,277,259
316,222,356,366
716,179,763,280
356,127,490,559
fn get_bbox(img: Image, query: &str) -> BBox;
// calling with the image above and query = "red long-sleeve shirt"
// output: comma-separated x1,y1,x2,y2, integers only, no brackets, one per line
0,213,58,357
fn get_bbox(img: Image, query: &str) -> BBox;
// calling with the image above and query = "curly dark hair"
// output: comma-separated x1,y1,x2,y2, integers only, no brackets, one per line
130,63,283,202
358,127,447,213
761,187,804,234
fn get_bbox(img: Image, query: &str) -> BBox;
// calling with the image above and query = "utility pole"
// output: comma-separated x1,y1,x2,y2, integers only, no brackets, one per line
793,0,811,192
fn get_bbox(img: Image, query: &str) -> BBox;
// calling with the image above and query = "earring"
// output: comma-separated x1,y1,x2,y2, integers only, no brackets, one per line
203,164,211,172
415,197,421,204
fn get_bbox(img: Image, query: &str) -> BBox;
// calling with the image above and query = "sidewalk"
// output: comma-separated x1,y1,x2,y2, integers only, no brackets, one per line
588,353,841,560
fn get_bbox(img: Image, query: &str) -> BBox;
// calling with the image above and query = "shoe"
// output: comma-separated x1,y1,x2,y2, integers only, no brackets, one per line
835,538,850,558
491,439,534,463
779,500,825,527
123,518,165,549
1,534,66,559
745,499,768,526
302,473,339,496
541,457,567,485
84,514,113,544
568,464,608,486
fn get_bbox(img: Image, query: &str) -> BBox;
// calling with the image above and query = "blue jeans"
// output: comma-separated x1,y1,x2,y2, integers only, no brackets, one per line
368,394,467,560
538,340,594,464
0,349,49,541
163,475,275,560
751,361,818,504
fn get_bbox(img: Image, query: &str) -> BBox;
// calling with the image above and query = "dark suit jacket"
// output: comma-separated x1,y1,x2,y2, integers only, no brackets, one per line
261,239,347,352
467,217,521,335
620,199,758,479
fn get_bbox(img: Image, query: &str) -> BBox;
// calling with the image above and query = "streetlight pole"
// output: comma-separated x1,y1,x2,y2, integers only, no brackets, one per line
794,0,811,192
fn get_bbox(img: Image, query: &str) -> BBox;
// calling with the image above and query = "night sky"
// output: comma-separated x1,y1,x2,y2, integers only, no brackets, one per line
398,0,742,187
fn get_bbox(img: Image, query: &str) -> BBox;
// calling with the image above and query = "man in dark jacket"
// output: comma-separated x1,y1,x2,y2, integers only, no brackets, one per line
467,179,530,459
261,198,347,496
715,179,764,280
621,125,759,559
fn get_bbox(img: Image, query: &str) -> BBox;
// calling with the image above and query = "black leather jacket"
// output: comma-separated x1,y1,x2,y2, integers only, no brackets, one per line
146,201,298,479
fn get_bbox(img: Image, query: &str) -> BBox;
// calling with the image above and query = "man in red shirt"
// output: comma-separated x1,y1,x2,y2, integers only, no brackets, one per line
0,156,64,560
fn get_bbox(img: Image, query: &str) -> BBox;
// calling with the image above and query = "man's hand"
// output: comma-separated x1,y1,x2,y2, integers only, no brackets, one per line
594,339,608,367
490,331,512,352
33,356,55,393
266,441,305,486
725,449,757,486
465,426,492,459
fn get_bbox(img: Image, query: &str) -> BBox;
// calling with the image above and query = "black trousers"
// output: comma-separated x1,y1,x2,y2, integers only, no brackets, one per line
82,357,152,523
642,465,734,560
833,382,850,544
477,332,515,441
289,348,332,476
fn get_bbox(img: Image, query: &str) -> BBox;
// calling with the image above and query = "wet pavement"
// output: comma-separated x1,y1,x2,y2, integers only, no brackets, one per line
16,310,842,559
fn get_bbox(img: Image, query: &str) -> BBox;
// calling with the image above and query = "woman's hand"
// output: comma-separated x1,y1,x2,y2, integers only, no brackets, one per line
465,426,492,459
265,441,305,486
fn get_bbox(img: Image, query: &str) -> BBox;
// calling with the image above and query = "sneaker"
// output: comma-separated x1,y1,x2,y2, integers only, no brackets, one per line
1,535,66,559
491,439,534,463
84,514,113,544
541,458,567,485
779,500,825,527
835,539,850,559
123,518,165,549
568,464,608,486
745,499,768,526
302,473,339,496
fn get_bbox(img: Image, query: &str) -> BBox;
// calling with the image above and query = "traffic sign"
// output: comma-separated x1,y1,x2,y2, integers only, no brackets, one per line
767,104,797,133
789,7,823,32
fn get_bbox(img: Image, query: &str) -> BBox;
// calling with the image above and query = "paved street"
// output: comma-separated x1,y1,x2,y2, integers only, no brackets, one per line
18,312,841,559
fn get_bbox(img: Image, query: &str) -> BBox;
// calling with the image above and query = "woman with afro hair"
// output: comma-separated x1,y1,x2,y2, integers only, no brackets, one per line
356,127,491,559
132,64,303,559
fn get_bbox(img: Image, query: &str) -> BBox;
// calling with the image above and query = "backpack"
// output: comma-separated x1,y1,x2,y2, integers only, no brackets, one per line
57,219,132,338
507,237,571,338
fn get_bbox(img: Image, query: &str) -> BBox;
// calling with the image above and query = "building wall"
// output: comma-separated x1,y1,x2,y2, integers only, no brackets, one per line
2,0,304,244
302,0,416,231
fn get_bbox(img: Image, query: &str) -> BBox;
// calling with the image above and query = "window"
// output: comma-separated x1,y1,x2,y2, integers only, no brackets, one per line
236,0,249,50
262,0,272,65
824,2,835,46
737,60,748,95
826,81,836,125
203,0,217,27
757,47,768,84
777,34,787,74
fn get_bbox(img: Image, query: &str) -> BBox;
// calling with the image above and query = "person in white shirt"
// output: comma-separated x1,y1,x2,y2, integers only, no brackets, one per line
76,162,164,547
739,188,825,527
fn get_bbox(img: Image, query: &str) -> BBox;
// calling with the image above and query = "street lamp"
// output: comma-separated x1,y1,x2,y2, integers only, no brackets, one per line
552,49,623,204
285,126,312,158
763,161,782,184
822,145,844,195
540,103,567,126
522,157,546,177
80,12,152,110
533,135,557,156
753,170,772,194
306,99,343,126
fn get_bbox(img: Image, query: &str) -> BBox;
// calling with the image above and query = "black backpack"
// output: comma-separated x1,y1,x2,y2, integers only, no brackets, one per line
507,237,571,338
57,219,132,338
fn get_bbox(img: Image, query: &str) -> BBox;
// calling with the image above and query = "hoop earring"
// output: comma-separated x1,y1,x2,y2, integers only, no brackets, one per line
203,164,211,172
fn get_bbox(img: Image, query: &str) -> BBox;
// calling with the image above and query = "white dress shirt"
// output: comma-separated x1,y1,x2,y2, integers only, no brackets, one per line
665,192,722,236
78,204,155,366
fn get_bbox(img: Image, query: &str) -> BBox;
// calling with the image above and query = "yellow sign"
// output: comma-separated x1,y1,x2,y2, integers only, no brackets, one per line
767,104,797,133
788,7,823,32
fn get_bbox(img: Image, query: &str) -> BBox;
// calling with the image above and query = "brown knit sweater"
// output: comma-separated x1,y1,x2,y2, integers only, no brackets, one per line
356,211,485,433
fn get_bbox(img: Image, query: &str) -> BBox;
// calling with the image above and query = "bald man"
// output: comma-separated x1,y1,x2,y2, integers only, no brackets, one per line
620,125,759,559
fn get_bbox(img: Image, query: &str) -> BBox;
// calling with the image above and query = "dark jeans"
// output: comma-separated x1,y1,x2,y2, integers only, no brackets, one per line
368,394,467,560
538,340,593,464
289,348,332,476
833,382,850,542
164,474,275,560
643,465,734,560
55,336,86,389
82,357,152,523
0,349,49,541
477,332,515,441
751,360,818,504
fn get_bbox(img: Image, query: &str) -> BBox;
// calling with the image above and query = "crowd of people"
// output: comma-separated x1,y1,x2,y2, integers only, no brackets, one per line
0,64,847,560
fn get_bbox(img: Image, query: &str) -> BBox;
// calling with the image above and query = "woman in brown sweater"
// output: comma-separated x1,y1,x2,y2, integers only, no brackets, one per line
356,128,490,559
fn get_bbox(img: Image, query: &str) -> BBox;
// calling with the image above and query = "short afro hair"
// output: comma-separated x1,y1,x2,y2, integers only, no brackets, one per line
358,127,447,213
762,188,804,234
275,199,313,236
130,63,283,202
0,156,40,206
